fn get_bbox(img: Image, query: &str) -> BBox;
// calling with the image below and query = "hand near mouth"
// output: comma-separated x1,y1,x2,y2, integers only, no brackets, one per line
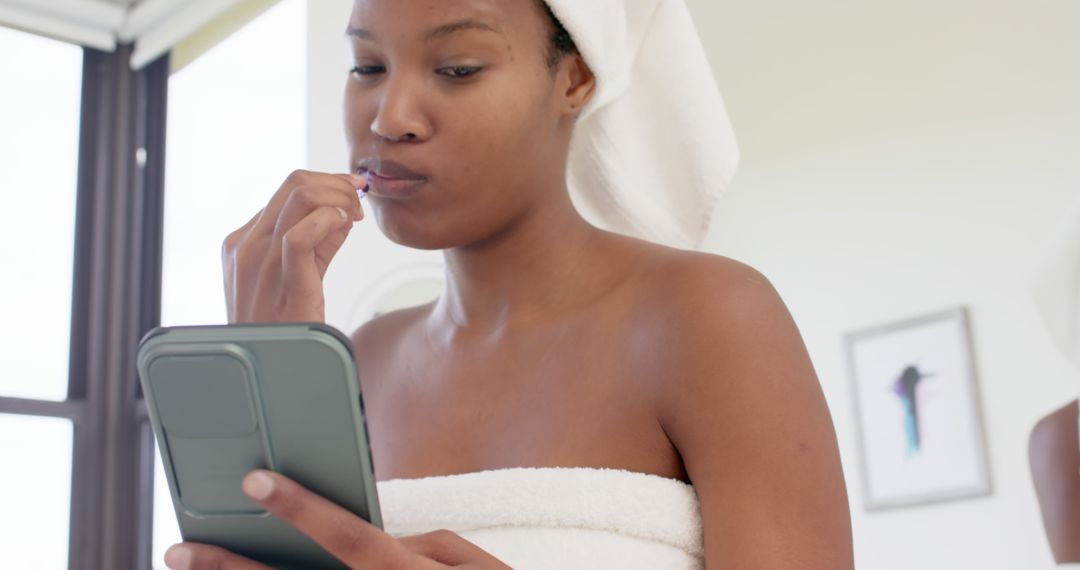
222,169,368,323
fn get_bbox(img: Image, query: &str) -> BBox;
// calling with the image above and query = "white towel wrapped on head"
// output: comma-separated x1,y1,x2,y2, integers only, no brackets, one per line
548,0,740,250
377,467,704,569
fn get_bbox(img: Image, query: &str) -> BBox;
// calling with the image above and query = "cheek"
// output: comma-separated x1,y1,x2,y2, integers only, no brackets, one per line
343,83,374,149
437,81,553,187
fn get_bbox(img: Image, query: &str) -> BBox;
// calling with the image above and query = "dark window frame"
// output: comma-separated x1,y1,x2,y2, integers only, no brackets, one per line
0,42,168,570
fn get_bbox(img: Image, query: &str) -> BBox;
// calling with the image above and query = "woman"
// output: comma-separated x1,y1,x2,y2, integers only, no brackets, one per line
1030,197,1080,566
166,0,854,568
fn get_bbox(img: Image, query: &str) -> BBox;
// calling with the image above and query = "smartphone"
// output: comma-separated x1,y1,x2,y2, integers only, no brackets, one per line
137,323,381,570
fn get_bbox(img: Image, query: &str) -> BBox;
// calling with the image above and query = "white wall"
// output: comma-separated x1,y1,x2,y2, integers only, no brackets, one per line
306,0,1080,567
685,0,1080,567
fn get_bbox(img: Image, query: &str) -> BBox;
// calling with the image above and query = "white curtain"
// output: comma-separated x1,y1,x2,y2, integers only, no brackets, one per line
0,0,278,69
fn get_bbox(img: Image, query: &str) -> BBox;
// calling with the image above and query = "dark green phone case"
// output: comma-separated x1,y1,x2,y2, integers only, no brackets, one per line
136,323,381,569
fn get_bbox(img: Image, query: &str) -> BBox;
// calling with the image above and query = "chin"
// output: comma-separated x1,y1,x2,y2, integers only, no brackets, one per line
370,195,519,251
384,231,451,251
372,209,465,251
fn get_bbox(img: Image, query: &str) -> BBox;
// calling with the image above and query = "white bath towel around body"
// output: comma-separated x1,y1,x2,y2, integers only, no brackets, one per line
377,467,704,569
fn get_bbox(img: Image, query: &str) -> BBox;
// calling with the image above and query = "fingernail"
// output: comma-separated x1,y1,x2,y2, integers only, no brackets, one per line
336,207,348,220
243,471,275,501
350,174,368,189
164,546,192,570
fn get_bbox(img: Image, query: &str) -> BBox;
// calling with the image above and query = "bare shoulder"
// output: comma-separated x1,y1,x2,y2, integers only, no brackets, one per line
626,247,790,351
632,246,820,441
626,246,854,569
625,247,817,428
348,303,432,384
349,303,429,348
646,248,776,304
1031,400,1080,438
1029,399,1079,464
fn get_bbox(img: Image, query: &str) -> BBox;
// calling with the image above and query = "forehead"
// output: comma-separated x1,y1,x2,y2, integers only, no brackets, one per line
349,0,542,42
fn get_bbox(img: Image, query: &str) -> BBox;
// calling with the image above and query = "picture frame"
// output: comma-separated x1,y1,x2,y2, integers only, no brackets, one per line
845,306,992,511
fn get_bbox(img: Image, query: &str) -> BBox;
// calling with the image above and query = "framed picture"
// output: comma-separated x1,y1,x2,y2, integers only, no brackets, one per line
845,307,991,511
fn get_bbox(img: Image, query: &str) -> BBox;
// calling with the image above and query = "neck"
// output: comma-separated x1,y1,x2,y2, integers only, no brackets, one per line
434,189,611,336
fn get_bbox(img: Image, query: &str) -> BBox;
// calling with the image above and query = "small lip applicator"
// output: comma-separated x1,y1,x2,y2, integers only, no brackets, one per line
355,171,370,200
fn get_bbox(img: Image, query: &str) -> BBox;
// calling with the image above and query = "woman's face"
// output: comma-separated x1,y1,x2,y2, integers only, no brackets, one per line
345,0,577,250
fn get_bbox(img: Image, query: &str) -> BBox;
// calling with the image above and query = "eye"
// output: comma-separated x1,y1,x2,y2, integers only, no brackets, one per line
350,65,385,78
437,66,483,79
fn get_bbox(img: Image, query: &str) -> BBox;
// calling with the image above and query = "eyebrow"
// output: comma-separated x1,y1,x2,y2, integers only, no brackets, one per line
345,19,503,42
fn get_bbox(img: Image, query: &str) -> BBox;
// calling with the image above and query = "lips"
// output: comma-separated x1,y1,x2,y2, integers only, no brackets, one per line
358,159,428,197
358,159,427,181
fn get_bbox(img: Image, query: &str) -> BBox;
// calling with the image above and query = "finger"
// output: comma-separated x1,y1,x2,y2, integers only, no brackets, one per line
399,530,474,565
254,171,364,236
164,543,272,570
241,470,415,567
272,185,360,243
330,173,366,220
280,206,354,293
339,173,367,219
312,222,353,276
349,172,369,192
223,207,263,267
226,208,263,248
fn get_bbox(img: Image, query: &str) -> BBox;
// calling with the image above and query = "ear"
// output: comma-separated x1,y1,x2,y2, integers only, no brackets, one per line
558,53,596,118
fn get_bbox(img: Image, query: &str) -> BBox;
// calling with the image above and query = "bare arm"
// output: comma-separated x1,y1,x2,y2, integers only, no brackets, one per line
656,259,853,569
1029,400,1080,563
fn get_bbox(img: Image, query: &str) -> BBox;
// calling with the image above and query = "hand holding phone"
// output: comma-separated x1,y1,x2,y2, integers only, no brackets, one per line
138,323,381,569
162,469,512,570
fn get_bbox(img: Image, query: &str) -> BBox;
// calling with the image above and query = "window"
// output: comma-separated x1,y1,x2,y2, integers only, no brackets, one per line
0,26,82,401
154,1,307,566
161,0,306,327
0,25,82,568
0,2,306,567
0,414,74,568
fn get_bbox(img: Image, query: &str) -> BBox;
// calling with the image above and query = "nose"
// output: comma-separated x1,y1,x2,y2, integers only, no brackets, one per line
371,125,416,143
370,74,430,143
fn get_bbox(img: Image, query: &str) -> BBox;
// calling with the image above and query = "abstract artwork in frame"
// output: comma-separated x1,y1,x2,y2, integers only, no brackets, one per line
845,307,992,511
